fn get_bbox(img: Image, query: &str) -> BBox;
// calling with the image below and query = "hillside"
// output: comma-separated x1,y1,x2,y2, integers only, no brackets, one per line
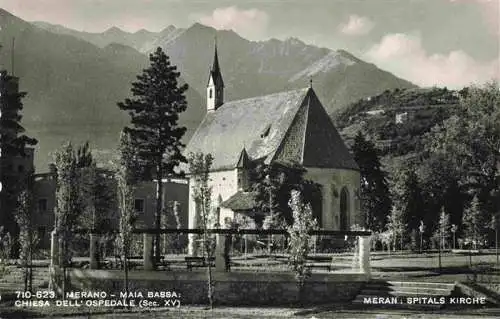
336,87,463,166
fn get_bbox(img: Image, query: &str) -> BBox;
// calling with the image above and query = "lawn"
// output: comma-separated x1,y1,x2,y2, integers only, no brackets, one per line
1,251,499,318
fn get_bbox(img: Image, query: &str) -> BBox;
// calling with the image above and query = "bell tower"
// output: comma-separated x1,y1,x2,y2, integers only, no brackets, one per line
207,38,224,112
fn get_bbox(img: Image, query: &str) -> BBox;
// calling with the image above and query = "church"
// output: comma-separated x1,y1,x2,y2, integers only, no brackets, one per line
184,43,361,234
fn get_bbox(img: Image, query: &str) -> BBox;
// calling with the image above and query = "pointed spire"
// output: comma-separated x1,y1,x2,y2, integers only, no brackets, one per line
309,76,313,89
212,35,220,73
236,147,251,168
207,35,224,88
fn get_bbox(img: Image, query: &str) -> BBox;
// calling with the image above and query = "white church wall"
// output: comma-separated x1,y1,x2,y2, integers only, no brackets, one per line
305,168,361,231
188,169,238,229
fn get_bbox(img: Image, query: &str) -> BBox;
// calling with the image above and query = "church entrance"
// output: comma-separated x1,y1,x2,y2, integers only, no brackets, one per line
339,187,349,231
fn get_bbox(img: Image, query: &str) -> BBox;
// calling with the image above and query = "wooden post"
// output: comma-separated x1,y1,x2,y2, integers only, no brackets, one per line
215,233,226,272
143,234,154,270
50,230,59,268
359,235,371,277
89,233,99,269
49,230,58,292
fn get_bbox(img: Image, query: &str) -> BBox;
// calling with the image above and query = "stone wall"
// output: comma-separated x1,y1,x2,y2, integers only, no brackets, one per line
69,270,367,306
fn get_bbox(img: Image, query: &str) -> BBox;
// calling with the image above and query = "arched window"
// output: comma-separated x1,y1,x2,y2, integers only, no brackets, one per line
339,187,349,231
209,89,213,98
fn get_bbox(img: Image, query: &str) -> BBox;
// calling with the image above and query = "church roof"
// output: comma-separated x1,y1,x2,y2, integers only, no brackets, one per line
184,87,359,172
221,191,257,211
236,148,251,168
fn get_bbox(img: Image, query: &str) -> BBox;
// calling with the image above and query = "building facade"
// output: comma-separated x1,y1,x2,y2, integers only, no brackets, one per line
30,166,189,249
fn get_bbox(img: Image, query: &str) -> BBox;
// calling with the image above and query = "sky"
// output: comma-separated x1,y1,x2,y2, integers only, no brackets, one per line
0,0,498,88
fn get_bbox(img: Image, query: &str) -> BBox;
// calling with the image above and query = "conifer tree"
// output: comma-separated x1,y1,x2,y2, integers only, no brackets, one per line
351,131,392,232
118,47,188,264
462,195,488,249
436,208,451,250
0,71,37,239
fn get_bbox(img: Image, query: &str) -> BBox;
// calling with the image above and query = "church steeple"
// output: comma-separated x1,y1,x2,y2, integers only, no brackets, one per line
207,37,224,112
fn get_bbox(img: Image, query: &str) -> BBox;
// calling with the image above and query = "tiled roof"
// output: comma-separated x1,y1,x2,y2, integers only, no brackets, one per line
183,87,359,172
221,191,257,211
272,89,359,170
184,88,309,171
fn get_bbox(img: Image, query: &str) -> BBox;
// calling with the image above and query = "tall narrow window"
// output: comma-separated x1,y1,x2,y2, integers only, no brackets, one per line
134,199,145,213
38,198,48,213
209,89,213,98
339,187,349,231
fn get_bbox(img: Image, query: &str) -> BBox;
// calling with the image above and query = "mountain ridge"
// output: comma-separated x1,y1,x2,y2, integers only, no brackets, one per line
1,9,416,170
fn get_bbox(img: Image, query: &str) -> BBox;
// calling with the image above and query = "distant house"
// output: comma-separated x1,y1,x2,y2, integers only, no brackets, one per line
365,109,385,116
184,43,361,244
31,165,189,249
395,112,409,124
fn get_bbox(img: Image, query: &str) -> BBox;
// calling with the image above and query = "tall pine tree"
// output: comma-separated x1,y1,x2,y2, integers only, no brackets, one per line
118,47,188,265
0,70,37,243
351,131,391,232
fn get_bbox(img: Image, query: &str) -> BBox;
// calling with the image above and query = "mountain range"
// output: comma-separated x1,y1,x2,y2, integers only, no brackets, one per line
0,8,416,170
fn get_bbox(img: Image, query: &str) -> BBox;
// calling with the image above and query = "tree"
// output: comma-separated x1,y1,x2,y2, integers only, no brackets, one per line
387,206,405,251
462,195,488,249
427,82,500,226
287,190,318,304
116,131,139,301
418,154,465,243
436,208,451,250
251,162,321,226
14,186,38,292
351,131,392,232
162,201,182,254
262,213,288,253
390,166,425,248
188,152,215,309
53,142,82,296
0,71,37,251
55,142,96,231
118,47,189,265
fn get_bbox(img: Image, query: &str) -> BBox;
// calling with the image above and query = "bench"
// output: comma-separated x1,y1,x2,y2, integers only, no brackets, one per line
185,257,215,271
305,263,332,272
113,255,167,270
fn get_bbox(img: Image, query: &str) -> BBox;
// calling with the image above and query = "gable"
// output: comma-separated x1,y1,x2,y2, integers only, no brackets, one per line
271,89,359,170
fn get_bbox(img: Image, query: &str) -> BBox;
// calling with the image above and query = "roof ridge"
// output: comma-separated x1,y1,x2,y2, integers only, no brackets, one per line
223,87,309,106
300,91,311,164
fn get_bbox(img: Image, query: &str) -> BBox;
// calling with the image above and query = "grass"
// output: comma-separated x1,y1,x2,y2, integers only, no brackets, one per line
1,251,500,318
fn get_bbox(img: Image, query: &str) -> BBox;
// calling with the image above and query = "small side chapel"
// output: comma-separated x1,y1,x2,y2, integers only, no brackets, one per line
184,42,362,236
